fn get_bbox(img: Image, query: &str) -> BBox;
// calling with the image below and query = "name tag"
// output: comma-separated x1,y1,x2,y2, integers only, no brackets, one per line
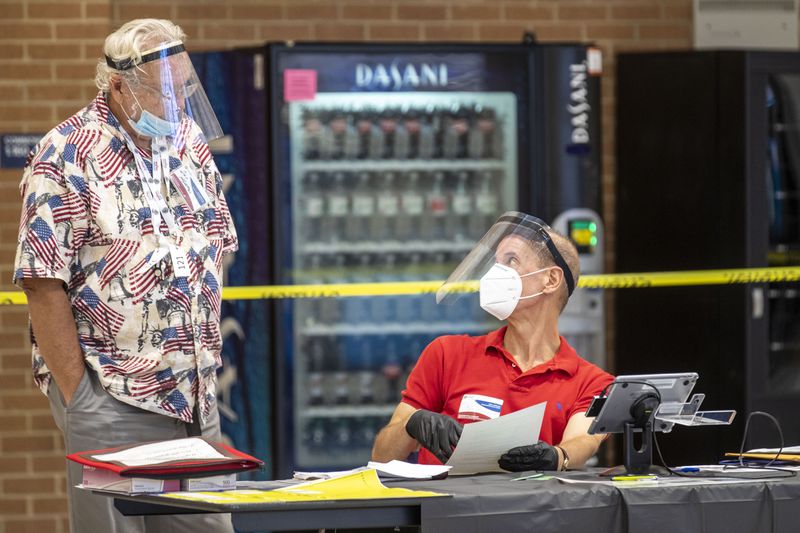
170,166,209,211
170,245,191,278
458,394,503,421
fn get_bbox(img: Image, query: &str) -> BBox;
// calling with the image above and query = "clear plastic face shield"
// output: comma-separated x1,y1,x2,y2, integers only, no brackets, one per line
106,41,223,141
436,212,576,319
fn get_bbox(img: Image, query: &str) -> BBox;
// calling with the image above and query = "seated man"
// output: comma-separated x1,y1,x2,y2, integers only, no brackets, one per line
372,212,613,471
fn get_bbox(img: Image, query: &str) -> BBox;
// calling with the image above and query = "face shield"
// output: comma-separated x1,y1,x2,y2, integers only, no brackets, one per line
436,211,576,307
106,41,223,141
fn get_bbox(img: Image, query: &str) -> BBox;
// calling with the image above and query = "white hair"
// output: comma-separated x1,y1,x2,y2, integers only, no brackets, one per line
95,19,186,91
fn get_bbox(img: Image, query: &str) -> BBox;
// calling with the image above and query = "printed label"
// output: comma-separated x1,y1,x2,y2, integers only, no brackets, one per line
402,193,424,215
305,197,324,218
351,195,374,216
170,245,191,278
377,195,399,216
458,394,503,421
327,195,348,217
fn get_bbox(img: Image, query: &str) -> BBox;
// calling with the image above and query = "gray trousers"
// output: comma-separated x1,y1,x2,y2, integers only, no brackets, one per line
48,367,234,533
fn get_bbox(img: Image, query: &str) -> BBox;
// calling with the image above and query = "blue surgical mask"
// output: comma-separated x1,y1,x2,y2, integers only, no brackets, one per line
128,110,179,138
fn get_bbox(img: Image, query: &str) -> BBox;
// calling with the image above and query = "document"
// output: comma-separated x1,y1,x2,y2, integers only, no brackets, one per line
161,469,450,505
67,437,263,477
294,461,451,481
445,402,546,475
366,460,451,479
92,438,225,467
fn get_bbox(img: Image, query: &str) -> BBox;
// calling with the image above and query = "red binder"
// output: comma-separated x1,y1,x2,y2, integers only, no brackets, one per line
67,437,264,479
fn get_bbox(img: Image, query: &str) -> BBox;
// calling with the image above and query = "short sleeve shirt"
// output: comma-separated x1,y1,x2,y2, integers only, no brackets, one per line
13,92,238,423
402,327,614,464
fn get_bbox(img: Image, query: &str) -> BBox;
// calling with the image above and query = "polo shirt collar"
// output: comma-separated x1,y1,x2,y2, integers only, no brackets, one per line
485,326,580,377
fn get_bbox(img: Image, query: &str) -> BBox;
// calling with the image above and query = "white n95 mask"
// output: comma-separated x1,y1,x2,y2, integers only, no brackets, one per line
479,263,549,320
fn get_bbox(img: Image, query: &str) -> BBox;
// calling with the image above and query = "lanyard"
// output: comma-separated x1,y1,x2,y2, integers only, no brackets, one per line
120,131,191,278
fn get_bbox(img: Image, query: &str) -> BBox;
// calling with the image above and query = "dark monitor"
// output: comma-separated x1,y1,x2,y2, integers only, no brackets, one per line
588,372,699,435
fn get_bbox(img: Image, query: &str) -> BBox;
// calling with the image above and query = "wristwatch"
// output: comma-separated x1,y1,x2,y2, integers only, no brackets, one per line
555,445,570,471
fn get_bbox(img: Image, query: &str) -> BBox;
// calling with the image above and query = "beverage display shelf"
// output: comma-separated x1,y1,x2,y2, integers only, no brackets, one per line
301,405,397,418
300,159,507,172
300,321,495,337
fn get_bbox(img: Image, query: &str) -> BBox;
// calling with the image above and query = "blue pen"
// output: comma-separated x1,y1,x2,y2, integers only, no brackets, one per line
677,467,700,473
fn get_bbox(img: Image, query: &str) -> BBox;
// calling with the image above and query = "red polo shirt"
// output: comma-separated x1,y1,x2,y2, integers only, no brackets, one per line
401,327,614,465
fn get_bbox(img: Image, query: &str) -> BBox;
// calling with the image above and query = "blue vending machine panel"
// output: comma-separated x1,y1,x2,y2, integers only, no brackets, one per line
269,45,531,476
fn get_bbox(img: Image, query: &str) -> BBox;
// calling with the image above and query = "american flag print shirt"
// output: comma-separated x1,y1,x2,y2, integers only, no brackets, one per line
13,92,238,423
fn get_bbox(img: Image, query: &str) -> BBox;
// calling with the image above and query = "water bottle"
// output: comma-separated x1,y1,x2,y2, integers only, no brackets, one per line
419,253,444,324
319,255,344,324
367,110,385,160
393,107,411,159
423,171,448,241
307,337,325,406
397,172,424,241
395,253,421,323
417,108,435,160
447,171,472,241
302,108,322,160
471,171,499,240
380,336,403,403
305,418,327,452
332,417,352,454
372,171,399,241
318,109,335,160
343,254,372,324
346,171,375,242
342,114,360,160
324,171,349,243
379,107,398,159
442,105,469,159
300,172,325,243
356,336,376,404
371,254,396,324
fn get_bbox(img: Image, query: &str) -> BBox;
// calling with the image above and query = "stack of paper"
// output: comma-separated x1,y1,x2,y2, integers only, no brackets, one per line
294,461,451,481
161,469,449,505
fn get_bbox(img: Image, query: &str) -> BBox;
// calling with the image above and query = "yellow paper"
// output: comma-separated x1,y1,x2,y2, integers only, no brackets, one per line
161,469,447,505
724,452,800,462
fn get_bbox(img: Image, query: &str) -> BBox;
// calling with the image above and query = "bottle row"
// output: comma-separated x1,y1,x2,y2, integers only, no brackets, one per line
301,416,389,455
295,290,486,327
300,104,506,161
296,169,505,244
300,333,432,408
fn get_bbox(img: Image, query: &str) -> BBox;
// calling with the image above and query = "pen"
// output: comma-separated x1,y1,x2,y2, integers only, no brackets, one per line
611,475,658,481
677,467,700,473
512,473,544,481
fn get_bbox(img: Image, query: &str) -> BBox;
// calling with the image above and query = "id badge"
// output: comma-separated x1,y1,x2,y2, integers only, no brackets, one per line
171,166,209,211
457,394,503,421
170,245,191,278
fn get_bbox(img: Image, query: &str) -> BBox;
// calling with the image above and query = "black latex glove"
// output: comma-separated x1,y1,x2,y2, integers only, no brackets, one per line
498,442,559,472
405,409,463,464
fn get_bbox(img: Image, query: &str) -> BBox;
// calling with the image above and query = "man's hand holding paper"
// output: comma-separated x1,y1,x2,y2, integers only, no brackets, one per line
405,410,464,464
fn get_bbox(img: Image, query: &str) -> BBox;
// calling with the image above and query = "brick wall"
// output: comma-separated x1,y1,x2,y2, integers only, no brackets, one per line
0,1,692,531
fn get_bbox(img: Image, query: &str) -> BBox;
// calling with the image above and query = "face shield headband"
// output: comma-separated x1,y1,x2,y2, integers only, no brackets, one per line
436,211,575,307
105,42,185,71
499,213,575,297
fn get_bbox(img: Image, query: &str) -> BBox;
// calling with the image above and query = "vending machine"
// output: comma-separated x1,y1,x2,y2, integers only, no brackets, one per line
196,40,604,477
258,41,604,477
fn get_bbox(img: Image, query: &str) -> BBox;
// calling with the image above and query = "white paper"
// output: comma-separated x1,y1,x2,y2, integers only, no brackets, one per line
445,402,546,475
367,460,451,479
746,445,800,454
293,468,366,481
92,437,225,467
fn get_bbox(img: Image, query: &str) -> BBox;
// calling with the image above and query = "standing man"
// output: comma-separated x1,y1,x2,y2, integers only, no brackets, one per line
373,212,613,471
14,19,237,532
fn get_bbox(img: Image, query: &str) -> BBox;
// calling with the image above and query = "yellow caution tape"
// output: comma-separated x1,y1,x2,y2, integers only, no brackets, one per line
1,266,798,305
